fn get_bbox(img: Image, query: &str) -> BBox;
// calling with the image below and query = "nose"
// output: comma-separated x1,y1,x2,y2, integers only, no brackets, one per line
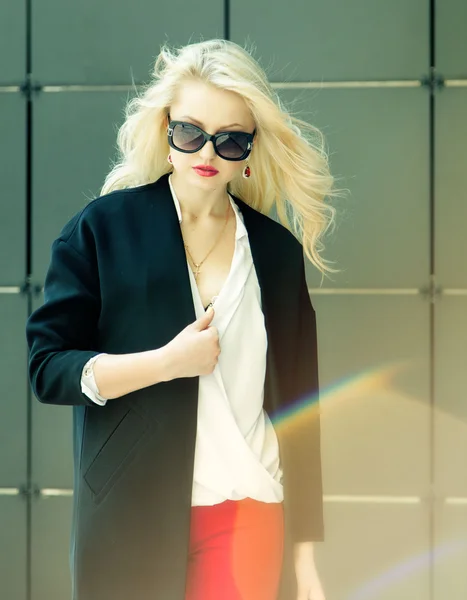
198,139,216,160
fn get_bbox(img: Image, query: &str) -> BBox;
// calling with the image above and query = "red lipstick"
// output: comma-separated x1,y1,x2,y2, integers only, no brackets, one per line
193,165,219,177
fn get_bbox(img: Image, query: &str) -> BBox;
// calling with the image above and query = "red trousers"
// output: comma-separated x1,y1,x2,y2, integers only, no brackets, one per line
185,498,284,600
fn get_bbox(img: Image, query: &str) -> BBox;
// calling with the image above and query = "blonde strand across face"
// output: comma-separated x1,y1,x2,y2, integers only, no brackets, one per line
101,39,342,275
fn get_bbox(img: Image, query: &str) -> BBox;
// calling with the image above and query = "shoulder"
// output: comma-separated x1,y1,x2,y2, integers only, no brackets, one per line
233,195,303,261
58,181,159,245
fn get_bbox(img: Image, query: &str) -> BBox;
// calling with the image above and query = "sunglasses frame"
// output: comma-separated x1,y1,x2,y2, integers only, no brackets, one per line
167,120,255,162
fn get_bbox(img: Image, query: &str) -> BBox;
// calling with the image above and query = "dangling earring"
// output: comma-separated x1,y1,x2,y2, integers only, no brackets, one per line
242,163,251,179
167,154,172,164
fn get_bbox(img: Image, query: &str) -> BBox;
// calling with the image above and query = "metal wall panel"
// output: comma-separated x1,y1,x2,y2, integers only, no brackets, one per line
232,0,428,81
278,88,430,289
435,89,467,288
316,503,430,600
0,295,28,485
0,95,26,283
0,498,27,600
437,0,467,78
31,497,73,600
32,91,130,283
33,0,223,84
313,294,430,496
433,505,467,600
0,3,26,83
434,297,467,498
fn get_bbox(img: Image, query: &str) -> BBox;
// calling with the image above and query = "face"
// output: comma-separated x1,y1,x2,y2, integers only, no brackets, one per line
167,80,256,192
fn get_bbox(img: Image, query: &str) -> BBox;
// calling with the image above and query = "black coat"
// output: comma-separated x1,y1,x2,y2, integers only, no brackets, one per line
26,173,324,600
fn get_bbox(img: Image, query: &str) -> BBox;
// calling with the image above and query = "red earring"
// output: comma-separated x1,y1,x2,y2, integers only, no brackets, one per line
167,154,172,164
242,164,251,179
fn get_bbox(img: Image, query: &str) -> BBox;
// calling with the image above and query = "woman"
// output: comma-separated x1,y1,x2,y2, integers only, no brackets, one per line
27,39,337,600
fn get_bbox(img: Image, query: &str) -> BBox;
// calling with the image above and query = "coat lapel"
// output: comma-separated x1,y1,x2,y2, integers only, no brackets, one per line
129,174,198,418
144,174,197,335
233,197,283,417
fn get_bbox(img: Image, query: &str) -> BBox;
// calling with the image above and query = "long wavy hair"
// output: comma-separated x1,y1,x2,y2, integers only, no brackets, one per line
101,39,340,274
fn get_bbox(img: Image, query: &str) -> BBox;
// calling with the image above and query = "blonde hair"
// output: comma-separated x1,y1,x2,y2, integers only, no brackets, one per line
102,39,341,274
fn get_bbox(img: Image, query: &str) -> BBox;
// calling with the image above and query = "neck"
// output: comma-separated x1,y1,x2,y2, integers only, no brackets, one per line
170,171,229,220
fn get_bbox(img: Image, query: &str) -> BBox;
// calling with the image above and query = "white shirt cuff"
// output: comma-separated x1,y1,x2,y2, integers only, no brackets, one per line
81,354,108,405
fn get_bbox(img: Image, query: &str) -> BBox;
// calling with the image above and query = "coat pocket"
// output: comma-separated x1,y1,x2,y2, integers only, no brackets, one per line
83,407,149,502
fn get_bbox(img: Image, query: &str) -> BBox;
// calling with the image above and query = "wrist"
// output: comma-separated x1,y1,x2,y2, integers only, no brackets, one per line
152,344,177,383
294,541,315,558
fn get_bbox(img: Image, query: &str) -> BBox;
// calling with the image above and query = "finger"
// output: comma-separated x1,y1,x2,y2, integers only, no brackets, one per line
209,325,219,338
192,306,215,331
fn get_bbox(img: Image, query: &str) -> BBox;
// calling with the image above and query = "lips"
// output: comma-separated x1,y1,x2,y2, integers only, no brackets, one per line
193,165,219,177
193,165,219,175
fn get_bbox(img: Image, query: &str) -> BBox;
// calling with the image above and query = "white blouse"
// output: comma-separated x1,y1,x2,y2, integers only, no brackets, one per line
81,178,284,506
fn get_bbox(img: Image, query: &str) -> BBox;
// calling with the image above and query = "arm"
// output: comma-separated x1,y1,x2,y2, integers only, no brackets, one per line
80,352,173,404
27,237,173,405
27,238,103,406
83,348,174,401
27,235,218,405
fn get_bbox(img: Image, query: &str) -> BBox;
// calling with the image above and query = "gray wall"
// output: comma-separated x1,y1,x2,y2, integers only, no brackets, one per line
1,1,466,599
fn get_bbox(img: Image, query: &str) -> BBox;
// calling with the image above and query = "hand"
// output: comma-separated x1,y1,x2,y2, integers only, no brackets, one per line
294,542,326,600
164,307,220,379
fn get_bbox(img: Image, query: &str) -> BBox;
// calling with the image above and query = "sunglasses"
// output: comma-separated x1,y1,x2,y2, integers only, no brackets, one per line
167,120,255,161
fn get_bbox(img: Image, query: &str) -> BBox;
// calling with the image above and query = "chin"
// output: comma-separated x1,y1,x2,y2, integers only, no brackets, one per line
190,170,224,188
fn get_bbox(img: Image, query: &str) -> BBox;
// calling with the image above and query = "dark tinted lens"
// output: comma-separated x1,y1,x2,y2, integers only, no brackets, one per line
172,123,204,152
216,132,250,159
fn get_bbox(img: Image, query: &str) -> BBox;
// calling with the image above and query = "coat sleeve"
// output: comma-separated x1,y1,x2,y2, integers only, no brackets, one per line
286,256,324,543
26,235,102,406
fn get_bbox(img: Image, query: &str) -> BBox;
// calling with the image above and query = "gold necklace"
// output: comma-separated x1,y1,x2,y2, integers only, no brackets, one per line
183,201,231,282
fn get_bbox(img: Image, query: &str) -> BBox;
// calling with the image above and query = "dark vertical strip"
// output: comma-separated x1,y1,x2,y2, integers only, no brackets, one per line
25,0,33,599
224,0,230,40
428,2,436,600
